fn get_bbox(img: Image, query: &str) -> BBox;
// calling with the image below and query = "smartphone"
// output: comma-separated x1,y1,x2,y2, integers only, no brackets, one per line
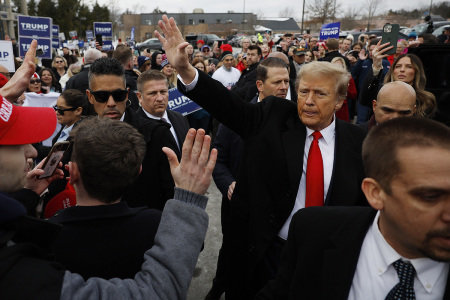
96,34,103,47
36,48,44,57
218,41,223,47
38,141,70,179
381,23,399,55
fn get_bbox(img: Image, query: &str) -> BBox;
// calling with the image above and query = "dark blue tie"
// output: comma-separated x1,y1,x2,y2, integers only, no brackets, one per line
385,259,416,300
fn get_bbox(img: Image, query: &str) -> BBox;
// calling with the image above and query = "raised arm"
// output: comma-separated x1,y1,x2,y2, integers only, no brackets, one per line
61,129,217,300
154,15,196,84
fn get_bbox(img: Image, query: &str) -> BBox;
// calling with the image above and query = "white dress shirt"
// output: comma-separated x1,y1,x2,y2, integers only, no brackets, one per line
56,123,75,143
348,212,449,300
141,108,180,149
278,119,336,240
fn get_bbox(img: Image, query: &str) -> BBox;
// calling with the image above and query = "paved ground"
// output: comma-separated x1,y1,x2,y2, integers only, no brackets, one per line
187,181,226,300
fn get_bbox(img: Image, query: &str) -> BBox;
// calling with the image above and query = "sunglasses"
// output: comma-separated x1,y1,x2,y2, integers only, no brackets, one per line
88,89,128,103
202,49,210,52
30,79,41,84
53,105,77,115
55,60,64,63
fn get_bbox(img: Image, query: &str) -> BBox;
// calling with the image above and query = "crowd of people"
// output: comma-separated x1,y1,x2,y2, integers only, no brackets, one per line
0,14,449,300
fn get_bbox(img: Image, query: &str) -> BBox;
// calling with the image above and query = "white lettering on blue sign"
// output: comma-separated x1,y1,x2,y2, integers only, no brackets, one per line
21,44,49,52
168,96,190,109
96,28,111,33
21,23,49,31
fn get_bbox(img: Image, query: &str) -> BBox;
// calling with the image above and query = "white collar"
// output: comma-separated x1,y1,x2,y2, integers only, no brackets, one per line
371,212,449,293
142,108,169,122
305,117,336,145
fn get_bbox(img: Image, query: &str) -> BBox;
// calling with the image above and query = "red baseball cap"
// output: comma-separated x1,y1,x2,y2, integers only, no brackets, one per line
196,40,205,44
220,44,233,52
0,96,57,145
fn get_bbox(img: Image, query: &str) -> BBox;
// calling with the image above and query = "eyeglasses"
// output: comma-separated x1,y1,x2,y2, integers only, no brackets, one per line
202,49,210,52
55,60,64,63
88,89,128,103
30,79,41,84
53,105,78,115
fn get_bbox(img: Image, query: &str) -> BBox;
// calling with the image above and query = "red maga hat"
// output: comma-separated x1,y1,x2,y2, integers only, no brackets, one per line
0,96,57,145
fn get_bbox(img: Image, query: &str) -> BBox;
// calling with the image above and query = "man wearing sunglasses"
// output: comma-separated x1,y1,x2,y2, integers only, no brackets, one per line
201,45,212,59
86,57,179,210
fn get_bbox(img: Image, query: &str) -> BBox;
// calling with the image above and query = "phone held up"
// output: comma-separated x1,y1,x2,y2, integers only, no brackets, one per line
381,23,400,55
38,141,70,179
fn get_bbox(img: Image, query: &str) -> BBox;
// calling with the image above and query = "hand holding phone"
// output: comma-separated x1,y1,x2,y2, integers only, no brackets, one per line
381,23,399,55
39,141,70,179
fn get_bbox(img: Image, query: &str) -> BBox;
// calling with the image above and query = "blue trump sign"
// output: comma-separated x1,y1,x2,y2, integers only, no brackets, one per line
94,22,113,37
18,16,52,38
168,87,201,116
52,25,59,49
86,30,93,40
19,37,52,58
320,22,341,40
18,15,53,58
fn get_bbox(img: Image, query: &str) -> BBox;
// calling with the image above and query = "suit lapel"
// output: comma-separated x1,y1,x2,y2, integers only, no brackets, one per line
282,118,306,196
167,110,184,146
326,120,363,206
321,209,377,299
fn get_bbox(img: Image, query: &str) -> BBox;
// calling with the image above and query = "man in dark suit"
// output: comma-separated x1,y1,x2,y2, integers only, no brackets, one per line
86,58,176,210
206,57,293,300
319,38,351,71
257,117,450,299
156,16,367,298
136,70,189,152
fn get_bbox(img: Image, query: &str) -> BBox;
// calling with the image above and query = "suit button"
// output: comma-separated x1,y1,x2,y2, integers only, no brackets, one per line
269,214,275,223
248,245,255,253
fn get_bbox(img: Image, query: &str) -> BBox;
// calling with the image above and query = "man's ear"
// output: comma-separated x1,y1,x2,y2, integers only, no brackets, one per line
372,100,377,113
334,99,344,111
68,161,80,186
256,80,263,93
362,178,385,211
138,165,142,176
136,91,142,104
86,89,95,105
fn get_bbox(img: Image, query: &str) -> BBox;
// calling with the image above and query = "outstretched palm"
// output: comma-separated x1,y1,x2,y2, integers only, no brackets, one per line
154,15,190,71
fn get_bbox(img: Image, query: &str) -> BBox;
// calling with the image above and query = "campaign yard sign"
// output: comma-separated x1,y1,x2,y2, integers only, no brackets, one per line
52,25,60,49
320,22,341,40
18,15,53,59
168,87,201,116
94,22,113,51
86,30,93,40
0,41,15,72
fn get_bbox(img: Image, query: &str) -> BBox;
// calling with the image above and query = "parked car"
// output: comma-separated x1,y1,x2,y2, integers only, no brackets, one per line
185,34,225,47
135,38,163,52
410,21,450,36
433,24,450,37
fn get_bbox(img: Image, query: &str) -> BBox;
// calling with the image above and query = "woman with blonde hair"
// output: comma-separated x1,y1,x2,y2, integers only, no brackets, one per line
51,55,68,82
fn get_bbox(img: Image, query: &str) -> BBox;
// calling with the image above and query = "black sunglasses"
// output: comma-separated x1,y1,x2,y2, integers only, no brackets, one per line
202,49,210,52
30,79,41,84
88,89,128,103
55,60,64,63
53,105,77,115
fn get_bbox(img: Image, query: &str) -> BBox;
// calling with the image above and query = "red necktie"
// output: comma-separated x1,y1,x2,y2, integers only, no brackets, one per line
305,131,324,207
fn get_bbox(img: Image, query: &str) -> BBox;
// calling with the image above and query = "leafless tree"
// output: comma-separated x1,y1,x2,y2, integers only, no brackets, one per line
365,0,384,31
307,0,341,24
340,6,360,30
279,6,297,18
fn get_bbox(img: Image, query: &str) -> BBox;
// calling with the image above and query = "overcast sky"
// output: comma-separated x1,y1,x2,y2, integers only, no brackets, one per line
97,0,432,20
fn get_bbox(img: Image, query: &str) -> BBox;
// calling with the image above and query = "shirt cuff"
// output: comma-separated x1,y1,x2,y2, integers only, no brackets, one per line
373,66,382,76
177,69,199,92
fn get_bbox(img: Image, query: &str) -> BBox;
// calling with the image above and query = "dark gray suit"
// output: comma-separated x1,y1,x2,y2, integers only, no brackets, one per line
136,107,189,152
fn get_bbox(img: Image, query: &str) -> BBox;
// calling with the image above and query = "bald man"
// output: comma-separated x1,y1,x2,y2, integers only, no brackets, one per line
0,64,10,81
358,81,416,132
